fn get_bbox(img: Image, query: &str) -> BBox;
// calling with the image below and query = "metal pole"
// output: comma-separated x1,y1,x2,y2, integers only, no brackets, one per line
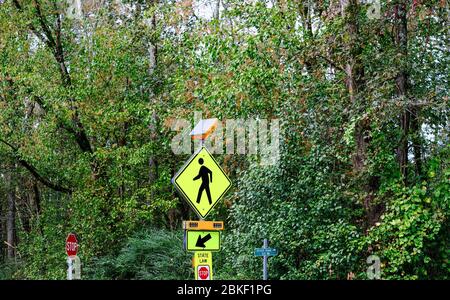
67,257,73,280
200,118,204,148
263,239,268,280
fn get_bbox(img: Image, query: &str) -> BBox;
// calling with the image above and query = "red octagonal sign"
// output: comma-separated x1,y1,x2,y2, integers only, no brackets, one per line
66,233,78,257
198,266,210,280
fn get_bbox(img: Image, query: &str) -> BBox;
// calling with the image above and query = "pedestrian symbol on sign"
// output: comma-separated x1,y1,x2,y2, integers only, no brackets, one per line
193,158,213,205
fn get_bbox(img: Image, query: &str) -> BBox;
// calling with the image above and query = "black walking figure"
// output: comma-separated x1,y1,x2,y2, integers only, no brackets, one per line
193,158,213,205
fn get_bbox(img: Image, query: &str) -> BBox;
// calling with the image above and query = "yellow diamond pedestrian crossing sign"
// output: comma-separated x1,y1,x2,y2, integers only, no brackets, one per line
172,146,232,219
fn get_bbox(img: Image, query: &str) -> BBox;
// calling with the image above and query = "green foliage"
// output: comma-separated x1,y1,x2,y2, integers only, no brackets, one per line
364,146,450,279
220,142,364,280
13,191,69,279
84,228,192,280
0,261,19,280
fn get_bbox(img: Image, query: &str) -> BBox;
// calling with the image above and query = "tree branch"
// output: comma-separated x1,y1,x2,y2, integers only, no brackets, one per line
32,0,57,49
12,0,93,155
12,0,48,44
317,54,346,73
0,138,72,194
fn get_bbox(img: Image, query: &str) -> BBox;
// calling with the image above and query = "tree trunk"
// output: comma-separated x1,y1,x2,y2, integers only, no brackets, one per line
148,10,157,76
410,107,423,178
398,108,410,182
0,187,3,261
6,169,16,260
342,0,365,104
148,5,159,185
302,0,317,74
149,111,159,184
342,0,381,227
214,0,221,20
343,0,366,170
394,1,410,184
395,2,422,179
33,182,41,216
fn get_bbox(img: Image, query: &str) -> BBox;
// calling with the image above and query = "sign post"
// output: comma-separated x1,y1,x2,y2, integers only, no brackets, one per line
254,239,277,280
67,255,81,280
172,119,231,280
263,239,268,280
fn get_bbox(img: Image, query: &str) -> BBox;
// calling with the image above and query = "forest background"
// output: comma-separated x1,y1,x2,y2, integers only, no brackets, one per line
0,0,448,279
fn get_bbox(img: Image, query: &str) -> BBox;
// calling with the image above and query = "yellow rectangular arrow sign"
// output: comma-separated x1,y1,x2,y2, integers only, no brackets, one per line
186,230,221,252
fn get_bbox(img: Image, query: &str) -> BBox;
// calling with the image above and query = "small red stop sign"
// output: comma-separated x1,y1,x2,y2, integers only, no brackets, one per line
66,233,78,257
198,266,210,280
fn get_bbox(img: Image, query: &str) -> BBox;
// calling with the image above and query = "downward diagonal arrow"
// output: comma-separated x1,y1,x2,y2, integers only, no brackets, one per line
195,233,212,248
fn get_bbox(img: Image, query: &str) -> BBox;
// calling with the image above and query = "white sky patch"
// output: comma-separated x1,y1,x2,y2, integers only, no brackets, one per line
193,0,217,20
193,0,274,20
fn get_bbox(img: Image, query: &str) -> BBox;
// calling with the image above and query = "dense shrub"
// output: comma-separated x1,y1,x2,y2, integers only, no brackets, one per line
84,228,192,280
